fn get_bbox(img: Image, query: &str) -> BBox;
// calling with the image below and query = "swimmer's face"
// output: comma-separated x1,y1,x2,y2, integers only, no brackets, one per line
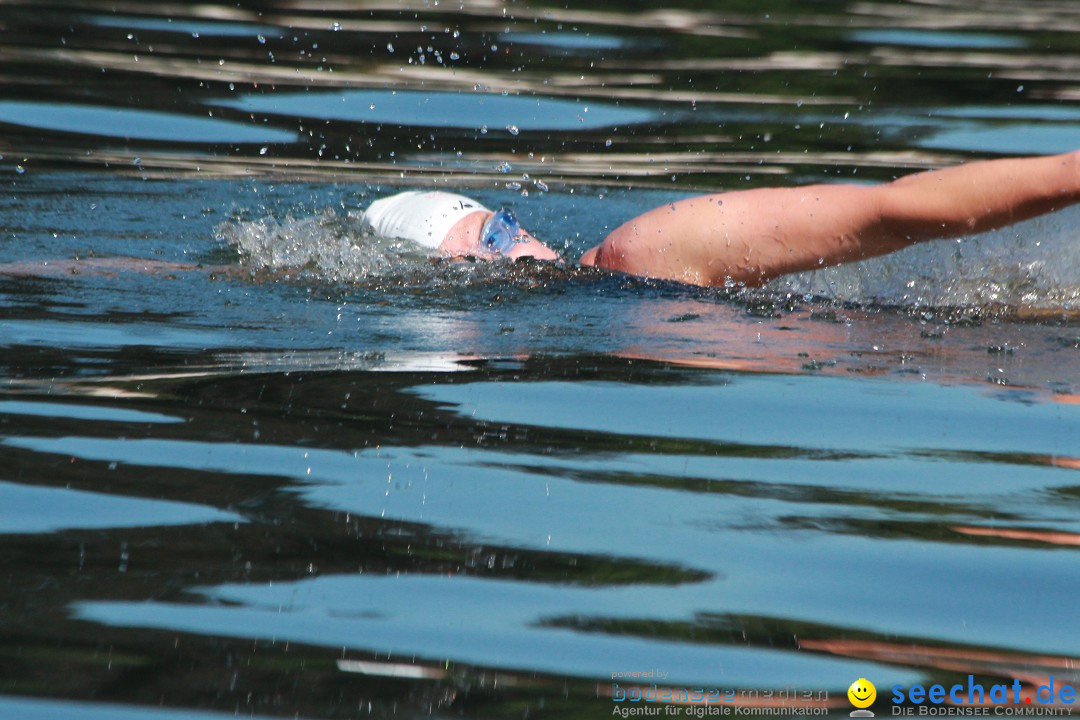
439,210,560,262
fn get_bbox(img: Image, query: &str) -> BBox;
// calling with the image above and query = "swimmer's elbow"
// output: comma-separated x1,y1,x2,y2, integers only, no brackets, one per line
580,244,602,268
584,232,638,274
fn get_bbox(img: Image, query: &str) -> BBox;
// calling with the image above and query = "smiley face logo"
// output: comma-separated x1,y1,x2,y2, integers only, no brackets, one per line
848,678,877,709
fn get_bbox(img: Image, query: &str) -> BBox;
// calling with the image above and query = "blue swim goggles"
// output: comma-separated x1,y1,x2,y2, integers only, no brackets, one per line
480,208,527,255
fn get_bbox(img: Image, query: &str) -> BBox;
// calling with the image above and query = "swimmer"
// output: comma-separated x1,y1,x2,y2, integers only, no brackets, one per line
370,151,1080,288
4,151,1077,286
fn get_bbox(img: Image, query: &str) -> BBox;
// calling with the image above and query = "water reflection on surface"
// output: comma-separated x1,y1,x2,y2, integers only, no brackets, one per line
4,0,1080,718
213,89,657,131
3,346,1080,716
0,101,299,144
10,0,1080,185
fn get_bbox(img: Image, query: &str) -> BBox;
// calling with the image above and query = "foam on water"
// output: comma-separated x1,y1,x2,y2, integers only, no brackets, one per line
775,208,1080,311
218,207,577,293
220,209,425,283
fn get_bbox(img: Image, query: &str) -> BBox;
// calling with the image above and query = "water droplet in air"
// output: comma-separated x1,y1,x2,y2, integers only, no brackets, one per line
605,139,612,147
506,125,519,136
257,34,266,44
386,43,394,53
259,147,268,155
495,161,512,173
16,165,25,174
330,22,342,31
449,52,459,60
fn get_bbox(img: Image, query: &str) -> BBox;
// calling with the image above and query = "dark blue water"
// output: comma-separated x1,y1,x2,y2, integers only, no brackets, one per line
3,2,1080,719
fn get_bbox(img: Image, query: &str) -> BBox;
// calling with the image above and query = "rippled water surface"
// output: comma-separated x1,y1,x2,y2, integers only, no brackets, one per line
3,1,1080,718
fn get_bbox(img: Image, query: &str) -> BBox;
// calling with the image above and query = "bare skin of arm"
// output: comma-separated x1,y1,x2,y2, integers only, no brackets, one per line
579,151,1080,287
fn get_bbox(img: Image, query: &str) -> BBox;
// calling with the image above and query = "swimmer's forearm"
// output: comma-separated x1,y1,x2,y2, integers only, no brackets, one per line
873,151,1080,242
775,151,1080,273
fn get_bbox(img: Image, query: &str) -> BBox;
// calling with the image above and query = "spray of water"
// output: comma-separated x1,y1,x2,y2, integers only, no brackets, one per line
216,207,576,295
218,209,432,283
772,209,1080,312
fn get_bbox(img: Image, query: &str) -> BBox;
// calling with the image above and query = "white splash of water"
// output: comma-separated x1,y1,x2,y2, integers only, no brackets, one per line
772,208,1080,311
216,208,571,292
218,209,433,283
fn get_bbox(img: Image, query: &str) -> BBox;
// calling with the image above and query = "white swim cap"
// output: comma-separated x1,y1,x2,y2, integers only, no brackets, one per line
360,191,489,249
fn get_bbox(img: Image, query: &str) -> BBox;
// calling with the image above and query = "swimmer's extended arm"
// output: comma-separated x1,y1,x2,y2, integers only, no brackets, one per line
580,151,1080,287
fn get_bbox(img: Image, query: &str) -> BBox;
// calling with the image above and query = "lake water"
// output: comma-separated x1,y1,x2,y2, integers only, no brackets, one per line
2,1,1080,718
